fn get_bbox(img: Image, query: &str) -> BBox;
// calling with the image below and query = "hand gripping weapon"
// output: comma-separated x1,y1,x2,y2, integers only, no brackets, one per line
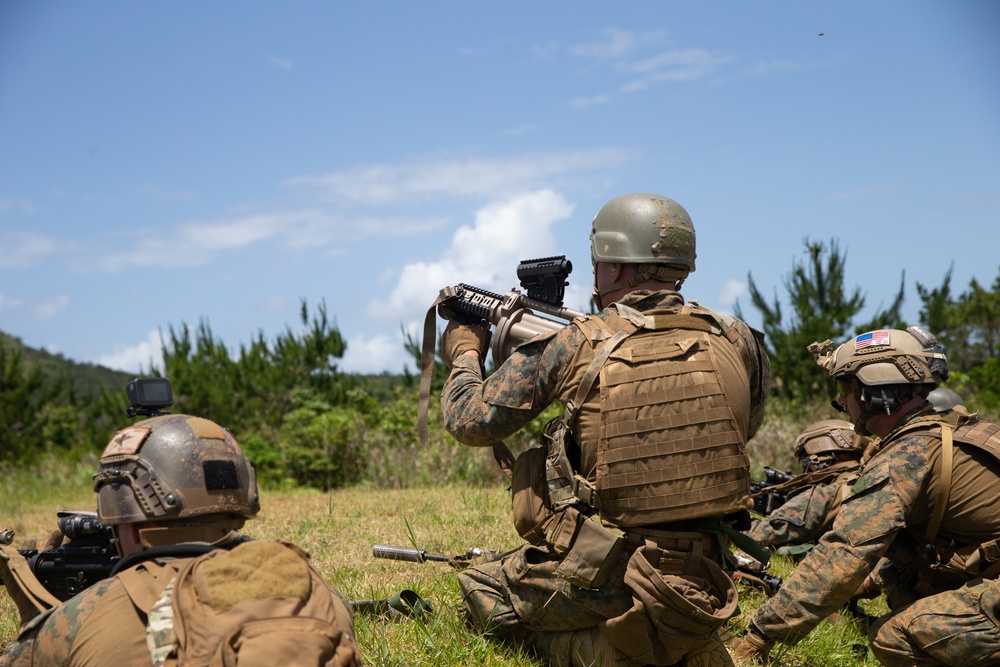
417,256,586,447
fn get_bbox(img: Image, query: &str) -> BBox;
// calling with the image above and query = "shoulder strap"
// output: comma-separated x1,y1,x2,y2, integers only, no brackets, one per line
925,422,955,545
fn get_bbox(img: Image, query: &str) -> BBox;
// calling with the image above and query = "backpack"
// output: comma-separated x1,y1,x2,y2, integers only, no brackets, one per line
142,539,362,667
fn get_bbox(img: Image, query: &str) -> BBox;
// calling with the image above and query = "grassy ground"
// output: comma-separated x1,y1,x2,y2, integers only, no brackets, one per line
1,477,886,666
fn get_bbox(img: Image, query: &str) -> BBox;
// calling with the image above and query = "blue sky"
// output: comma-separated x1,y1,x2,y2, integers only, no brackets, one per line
1,2,998,376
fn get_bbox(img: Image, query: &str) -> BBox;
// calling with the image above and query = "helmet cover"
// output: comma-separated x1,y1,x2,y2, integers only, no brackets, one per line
590,193,696,271
94,414,260,526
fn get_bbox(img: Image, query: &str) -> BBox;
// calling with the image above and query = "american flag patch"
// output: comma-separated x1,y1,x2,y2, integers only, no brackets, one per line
856,330,891,349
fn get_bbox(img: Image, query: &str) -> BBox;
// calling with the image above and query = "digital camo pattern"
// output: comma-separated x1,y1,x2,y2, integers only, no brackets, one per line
748,473,855,550
444,289,765,667
869,576,1000,666
458,544,735,667
0,577,132,667
442,289,768,454
750,407,1000,663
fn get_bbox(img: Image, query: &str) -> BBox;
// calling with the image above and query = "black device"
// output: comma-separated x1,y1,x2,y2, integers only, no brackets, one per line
126,377,173,418
0,511,120,602
750,466,796,515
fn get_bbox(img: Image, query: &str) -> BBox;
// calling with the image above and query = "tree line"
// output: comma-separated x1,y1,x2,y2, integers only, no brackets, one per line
3,241,998,485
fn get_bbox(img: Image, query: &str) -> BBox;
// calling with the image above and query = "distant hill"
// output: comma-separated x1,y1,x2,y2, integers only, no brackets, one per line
0,330,133,400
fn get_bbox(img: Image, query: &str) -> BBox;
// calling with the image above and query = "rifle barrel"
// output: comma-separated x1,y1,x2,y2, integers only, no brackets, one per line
372,544,451,563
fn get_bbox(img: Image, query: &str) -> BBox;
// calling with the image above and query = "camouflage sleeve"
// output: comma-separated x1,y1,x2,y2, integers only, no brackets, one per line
748,483,841,548
441,327,578,447
750,437,931,643
0,578,116,667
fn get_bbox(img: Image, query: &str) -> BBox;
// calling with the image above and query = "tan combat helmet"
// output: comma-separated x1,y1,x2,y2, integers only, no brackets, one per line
590,193,696,306
809,325,948,387
793,419,870,471
94,414,260,536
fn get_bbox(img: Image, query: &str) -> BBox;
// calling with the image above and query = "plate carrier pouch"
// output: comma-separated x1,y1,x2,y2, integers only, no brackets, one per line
130,539,361,667
545,301,754,529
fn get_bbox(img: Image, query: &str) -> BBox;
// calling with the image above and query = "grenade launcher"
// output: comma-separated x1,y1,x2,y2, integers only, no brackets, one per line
418,255,587,446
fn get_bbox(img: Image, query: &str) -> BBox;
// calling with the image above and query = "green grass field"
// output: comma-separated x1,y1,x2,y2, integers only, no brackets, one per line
1,477,885,666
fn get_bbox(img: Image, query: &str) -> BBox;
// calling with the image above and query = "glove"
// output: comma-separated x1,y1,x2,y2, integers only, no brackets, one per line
729,626,774,664
851,574,882,600
441,320,490,368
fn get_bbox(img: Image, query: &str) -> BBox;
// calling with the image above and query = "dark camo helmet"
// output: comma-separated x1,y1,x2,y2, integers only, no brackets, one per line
928,387,964,412
811,326,948,387
793,419,869,459
93,414,260,525
590,193,696,271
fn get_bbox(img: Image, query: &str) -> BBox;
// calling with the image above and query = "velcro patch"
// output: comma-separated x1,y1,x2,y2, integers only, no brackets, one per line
201,541,310,613
102,426,152,459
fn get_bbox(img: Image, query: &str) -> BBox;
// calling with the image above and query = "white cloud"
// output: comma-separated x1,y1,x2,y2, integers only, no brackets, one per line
32,294,69,320
0,198,37,214
269,55,293,71
98,329,165,374
0,294,23,311
284,150,631,204
570,94,611,109
0,231,59,268
569,28,665,60
340,332,413,375
371,190,574,323
622,48,733,89
719,278,747,311
95,210,320,269
139,184,199,201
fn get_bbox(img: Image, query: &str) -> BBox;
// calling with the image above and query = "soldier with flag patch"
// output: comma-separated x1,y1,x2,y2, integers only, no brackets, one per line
733,326,1000,666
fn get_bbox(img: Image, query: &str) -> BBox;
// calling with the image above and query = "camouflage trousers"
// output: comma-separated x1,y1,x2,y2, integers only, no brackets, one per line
870,577,1000,666
457,543,734,667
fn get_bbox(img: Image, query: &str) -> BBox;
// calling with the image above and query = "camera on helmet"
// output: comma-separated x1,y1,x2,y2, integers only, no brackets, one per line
126,377,173,418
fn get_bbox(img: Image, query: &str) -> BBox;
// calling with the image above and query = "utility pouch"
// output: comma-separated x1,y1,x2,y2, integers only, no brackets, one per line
509,441,552,545
553,511,625,590
604,541,738,665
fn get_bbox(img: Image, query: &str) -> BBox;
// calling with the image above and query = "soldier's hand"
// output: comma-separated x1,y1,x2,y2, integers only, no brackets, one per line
851,574,881,600
729,627,773,664
441,320,490,367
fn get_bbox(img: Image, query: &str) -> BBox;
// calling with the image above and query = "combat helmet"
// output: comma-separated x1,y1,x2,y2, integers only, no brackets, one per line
590,193,696,307
590,193,696,270
793,419,870,472
809,325,948,388
93,413,260,528
928,387,964,413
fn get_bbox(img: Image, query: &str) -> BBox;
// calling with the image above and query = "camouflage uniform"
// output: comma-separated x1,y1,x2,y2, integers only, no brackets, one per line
747,405,1000,666
747,464,860,553
443,290,769,667
1,543,362,667
1,558,186,667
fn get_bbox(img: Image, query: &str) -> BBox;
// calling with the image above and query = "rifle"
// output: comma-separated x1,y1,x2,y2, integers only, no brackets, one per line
0,511,120,602
372,544,501,571
418,255,586,446
749,466,796,515
0,377,173,604
729,549,783,596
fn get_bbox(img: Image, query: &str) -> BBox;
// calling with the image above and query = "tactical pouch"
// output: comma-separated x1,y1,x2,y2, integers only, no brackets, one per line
604,542,738,665
551,509,625,590
509,440,552,545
